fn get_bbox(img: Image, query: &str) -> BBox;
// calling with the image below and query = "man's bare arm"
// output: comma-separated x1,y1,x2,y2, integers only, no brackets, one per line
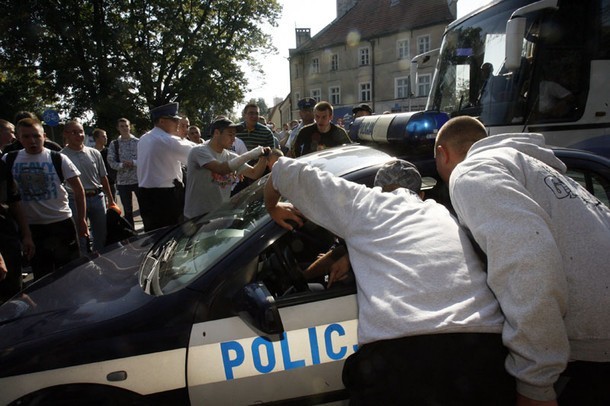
264,174,304,231
67,176,88,238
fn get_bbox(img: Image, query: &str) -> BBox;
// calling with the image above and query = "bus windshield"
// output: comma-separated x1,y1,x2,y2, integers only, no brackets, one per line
429,0,534,125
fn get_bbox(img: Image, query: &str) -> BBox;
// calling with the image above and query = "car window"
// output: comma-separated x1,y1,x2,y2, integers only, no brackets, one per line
255,221,352,301
139,185,270,295
566,168,610,207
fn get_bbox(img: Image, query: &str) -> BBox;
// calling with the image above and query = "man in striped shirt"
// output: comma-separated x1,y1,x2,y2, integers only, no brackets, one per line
236,103,276,151
232,103,277,194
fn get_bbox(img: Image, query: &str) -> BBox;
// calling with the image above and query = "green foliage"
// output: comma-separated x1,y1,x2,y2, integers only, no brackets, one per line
0,0,280,134
249,97,269,116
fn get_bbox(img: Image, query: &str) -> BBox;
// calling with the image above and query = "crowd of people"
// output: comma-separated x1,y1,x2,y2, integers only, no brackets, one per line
2,99,607,405
0,98,358,295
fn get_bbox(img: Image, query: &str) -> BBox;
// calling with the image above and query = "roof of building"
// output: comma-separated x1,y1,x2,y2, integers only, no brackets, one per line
292,0,454,54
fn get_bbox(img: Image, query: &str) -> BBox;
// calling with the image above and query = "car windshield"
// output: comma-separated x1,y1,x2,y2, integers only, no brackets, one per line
139,178,269,295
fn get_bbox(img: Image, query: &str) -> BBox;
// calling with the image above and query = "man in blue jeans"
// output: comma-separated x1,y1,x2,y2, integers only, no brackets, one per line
62,120,116,253
108,118,140,227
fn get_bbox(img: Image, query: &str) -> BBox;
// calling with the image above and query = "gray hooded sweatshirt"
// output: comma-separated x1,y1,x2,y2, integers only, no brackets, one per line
449,133,610,401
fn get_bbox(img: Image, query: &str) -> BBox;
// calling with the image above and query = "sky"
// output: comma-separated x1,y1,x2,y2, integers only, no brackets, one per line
244,0,493,109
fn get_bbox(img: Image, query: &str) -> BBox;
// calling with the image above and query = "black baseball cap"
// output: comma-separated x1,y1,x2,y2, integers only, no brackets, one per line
352,103,373,115
211,118,239,133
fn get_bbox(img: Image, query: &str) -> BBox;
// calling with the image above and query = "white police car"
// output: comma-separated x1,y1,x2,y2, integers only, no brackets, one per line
1,145,608,405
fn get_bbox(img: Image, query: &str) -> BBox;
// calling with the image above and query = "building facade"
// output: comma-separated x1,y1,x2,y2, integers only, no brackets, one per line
267,95,292,133
288,0,456,122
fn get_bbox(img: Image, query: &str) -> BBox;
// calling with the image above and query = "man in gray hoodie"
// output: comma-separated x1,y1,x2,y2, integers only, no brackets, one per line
435,116,610,406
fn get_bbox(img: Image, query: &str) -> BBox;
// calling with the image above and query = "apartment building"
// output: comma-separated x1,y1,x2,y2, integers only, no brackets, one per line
288,0,456,122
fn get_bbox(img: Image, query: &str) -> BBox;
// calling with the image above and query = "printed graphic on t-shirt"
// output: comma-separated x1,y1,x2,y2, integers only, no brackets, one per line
212,172,237,189
14,162,59,201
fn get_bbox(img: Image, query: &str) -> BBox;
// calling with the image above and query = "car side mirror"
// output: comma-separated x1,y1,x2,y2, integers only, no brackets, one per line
237,282,284,335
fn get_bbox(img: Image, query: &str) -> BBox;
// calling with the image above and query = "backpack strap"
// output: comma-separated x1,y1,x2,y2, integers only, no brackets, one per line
5,151,18,173
113,139,120,162
50,151,65,183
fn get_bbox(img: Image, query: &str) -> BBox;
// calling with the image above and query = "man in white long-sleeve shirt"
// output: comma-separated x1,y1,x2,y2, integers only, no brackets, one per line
435,116,610,406
137,102,194,231
264,156,515,404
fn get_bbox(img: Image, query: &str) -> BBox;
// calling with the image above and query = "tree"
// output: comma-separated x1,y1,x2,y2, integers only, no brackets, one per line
0,70,58,123
256,97,269,117
0,0,280,134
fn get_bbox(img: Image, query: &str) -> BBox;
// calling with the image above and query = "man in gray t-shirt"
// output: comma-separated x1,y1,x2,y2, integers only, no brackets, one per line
183,118,269,219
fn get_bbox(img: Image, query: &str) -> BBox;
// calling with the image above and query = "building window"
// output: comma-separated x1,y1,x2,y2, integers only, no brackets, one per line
294,92,301,105
294,64,299,79
397,39,410,59
417,35,430,54
418,74,431,97
359,47,370,66
311,89,321,102
331,54,339,71
395,76,410,98
311,58,320,74
329,86,341,105
359,82,371,102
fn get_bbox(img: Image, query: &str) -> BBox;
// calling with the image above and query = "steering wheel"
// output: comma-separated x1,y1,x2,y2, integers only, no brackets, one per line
271,243,310,293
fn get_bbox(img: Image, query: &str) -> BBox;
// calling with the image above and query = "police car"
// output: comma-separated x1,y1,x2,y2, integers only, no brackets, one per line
0,145,609,405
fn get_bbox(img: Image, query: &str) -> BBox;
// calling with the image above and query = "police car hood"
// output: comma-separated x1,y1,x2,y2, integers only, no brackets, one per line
0,233,159,347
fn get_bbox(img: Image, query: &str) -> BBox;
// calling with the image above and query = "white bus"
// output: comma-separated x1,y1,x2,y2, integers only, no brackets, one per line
426,0,610,157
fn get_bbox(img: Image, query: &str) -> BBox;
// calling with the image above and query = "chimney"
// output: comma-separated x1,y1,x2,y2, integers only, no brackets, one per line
295,28,311,48
337,0,358,18
447,0,458,19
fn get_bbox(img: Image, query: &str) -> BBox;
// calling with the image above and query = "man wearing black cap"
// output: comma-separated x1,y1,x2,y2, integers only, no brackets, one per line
183,118,270,219
285,97,316,156
137,102,195,231
352,103,373,119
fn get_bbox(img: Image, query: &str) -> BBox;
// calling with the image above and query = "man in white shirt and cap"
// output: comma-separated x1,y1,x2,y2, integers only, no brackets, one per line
137,102,194,231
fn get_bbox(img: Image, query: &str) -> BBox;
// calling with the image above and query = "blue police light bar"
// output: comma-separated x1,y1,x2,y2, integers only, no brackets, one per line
349,111,450,146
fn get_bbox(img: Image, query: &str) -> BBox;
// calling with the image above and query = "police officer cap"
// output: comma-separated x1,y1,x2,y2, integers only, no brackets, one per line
150,102,181,121
374,159,436,193
297,97,317,110
352,103,373,115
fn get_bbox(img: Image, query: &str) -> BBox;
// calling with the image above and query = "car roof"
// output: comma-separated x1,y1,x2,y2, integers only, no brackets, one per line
296,144,394,177
552,147,610,167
